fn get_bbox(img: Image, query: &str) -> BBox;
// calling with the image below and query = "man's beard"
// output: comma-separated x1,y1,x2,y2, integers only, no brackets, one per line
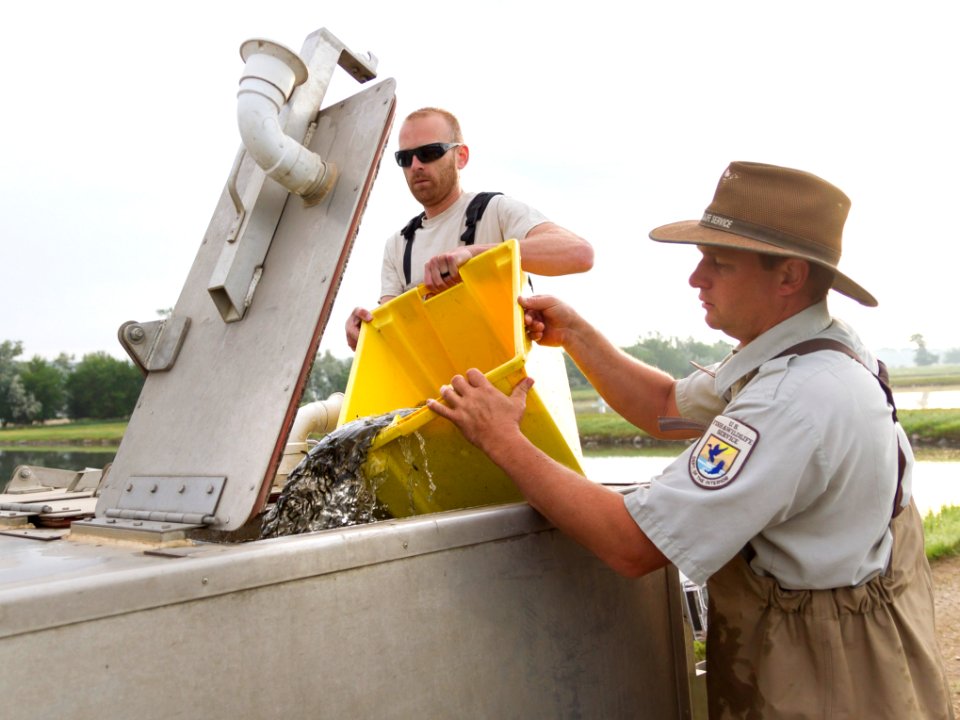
408,162,457,207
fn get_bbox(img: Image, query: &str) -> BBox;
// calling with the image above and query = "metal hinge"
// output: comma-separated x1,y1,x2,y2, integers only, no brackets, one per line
72,476,226,544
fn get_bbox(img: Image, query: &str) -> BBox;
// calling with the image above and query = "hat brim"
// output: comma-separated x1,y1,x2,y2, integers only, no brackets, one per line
649,220,878,307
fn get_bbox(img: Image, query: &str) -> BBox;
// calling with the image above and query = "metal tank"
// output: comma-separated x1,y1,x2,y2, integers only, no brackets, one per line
0,27,704,720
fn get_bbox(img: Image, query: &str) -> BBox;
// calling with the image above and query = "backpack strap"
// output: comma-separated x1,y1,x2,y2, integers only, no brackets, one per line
775,338,906,518
400,192,502,286
460,192,502,245
460,191,535,291
400,212,425,287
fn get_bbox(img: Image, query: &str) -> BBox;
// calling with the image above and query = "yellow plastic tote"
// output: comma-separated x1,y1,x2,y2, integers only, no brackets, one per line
338,239,583,517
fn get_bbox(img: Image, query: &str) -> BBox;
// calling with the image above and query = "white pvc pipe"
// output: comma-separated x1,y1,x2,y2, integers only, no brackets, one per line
289,393,345,444
237,40,337,205
274,392,345,487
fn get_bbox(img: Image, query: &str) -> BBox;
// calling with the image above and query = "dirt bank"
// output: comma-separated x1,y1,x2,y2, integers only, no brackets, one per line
932,554,960,714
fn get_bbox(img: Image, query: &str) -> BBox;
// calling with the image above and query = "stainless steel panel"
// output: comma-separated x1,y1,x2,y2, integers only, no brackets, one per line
98,79,396,531
0,499,693,719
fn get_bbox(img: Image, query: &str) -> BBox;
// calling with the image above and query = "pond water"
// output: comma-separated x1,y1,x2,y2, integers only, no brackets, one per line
2,446,957,516
893,388,960,411
581,450,960,517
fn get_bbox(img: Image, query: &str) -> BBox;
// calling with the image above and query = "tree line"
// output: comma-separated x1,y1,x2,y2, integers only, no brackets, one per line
0,340,144,426
911,334,960,366
564,333,734,387
0,339,357,427
4,332,958,426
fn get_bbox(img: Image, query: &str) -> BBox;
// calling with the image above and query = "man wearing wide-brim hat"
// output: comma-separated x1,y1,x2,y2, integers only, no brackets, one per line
430,161,954,718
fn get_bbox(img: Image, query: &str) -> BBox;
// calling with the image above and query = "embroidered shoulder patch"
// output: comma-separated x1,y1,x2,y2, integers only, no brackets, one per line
688,415,759,489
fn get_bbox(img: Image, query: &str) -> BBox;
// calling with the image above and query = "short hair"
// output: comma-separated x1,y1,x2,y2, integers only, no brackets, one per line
758,253,834,303
404,107,463,143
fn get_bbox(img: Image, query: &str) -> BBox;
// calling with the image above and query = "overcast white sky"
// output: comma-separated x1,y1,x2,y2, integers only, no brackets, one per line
2,1,958,366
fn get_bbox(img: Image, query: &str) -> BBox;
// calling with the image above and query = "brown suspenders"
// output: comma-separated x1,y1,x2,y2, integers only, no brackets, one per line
775,339,905,518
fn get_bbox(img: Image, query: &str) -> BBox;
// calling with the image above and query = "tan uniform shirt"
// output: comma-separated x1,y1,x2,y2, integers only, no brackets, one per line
626,303,907,588
626,302,952,717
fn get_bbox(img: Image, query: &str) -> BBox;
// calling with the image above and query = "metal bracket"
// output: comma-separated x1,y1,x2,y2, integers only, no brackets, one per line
118,316,190,373
3,465,79,494
312,27,379,82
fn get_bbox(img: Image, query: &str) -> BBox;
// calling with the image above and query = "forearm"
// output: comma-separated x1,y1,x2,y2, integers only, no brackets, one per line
483,428,667,578
561,319,681,437
518,223,594,276
427,366,667,578
451,224,592,277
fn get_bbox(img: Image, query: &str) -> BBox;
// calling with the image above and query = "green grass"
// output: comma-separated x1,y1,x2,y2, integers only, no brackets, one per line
693,640,706,662
570,386,600,401
6,407,960,449
0,420,126,445
577,412,650,439
888,364,960,388
924,505,960,562
899,409,960,446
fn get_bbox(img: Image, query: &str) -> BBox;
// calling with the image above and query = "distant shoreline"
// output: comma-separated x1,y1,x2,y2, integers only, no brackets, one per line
2,431,957,451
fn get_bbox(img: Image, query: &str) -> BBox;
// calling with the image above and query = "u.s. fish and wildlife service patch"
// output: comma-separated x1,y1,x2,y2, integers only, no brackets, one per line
689,415,759,489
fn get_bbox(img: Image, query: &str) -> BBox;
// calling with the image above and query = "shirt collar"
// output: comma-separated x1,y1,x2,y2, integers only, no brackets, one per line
421,191,469,227
714,302,833,399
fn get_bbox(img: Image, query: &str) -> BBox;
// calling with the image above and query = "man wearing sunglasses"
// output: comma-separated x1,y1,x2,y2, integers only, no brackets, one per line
345,107,593,350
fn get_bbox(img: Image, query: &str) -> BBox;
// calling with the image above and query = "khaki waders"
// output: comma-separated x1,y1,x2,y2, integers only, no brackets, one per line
705,500,954,719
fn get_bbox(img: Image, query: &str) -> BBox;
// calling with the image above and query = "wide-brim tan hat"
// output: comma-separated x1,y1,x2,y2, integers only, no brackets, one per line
649,161,877,307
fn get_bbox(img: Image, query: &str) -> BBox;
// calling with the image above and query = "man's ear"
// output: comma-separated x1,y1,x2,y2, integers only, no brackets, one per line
456,144,469,170
779,258,810,297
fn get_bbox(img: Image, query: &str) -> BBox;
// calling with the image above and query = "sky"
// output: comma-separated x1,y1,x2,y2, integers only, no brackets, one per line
2,1,958,367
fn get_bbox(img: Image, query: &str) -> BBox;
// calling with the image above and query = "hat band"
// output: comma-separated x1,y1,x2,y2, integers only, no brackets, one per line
699,212,841,265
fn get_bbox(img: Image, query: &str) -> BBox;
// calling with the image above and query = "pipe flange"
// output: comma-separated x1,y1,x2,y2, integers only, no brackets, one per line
239,39,308,87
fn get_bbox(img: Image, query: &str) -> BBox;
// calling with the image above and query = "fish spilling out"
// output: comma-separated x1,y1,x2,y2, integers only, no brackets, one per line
260,409,415,538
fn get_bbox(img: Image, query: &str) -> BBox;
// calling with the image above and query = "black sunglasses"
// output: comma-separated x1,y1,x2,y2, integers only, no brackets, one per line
394,142,462,168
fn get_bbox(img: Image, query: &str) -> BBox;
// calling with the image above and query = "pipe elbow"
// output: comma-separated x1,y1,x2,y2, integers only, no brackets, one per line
289,393,345,444
275,393,345,487
236,40,337,205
